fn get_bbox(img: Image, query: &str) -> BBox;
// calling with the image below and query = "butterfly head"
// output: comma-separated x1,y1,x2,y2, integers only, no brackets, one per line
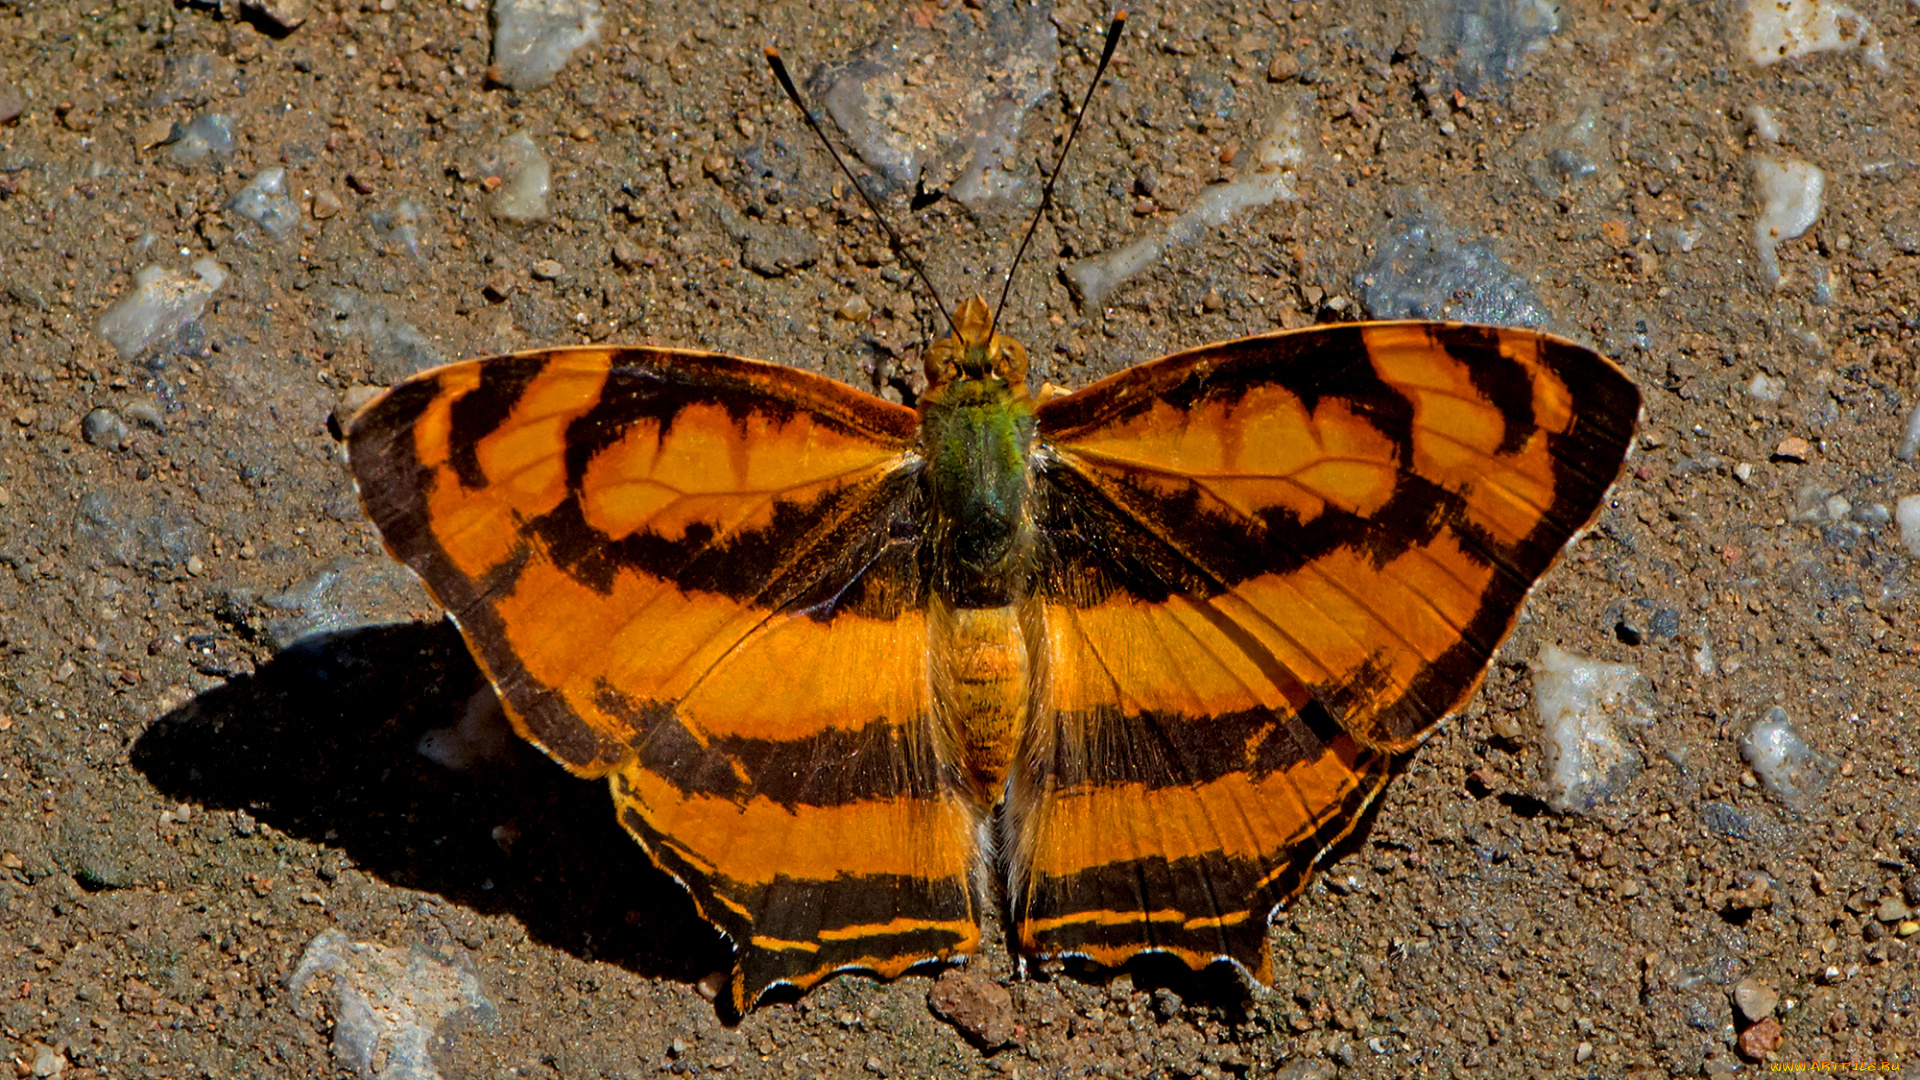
924,295,1030,392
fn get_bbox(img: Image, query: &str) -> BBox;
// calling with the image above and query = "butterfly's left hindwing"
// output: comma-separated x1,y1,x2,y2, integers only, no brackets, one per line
348,347,980,1013
1013,322,1639,975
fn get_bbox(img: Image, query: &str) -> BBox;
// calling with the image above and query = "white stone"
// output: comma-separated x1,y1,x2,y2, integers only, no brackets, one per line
1747,372,1786,401
1067,92,1306,308
818,3,1054,211
1896,494,1920,557
1743,103,1782,143
1896,400,1920,460
229,166,301,239
487,132,550,224
292,930,497,1080
1742,0,1885,70
491,0,601,90
1530,644,1647,813
1740,706,1835,810
94,260,227,359
29,1046,65,1078
164,113,234,166
1749,155,1824,288
1692,639,1716,677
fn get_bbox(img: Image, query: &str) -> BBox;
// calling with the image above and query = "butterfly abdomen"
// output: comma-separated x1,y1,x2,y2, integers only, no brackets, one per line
929,598,1034,803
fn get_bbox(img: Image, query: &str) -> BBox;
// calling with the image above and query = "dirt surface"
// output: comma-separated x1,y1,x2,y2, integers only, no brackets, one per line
2,0,1917,1077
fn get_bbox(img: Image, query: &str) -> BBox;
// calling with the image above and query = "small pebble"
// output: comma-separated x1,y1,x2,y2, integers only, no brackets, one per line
491,0,603,91
1530,644,1645,813
1895,401,1920,460
1876,896,1914,923
1202,288,1224,312
530,258,565,281
1741,706,1834,810
1737,1016,1782,1061
1897,920,1919,937
13,406,39,427
292,930,498,1079
1574,1041,1593,1064
1697,638,1728,672
1747,372,1785,401
229,166,301,238
1743,104,1782,143
1895,495,1920,557
486,132,551,223
312,189,344,219
835,294,872,322
489,822,520,854
29,1046,65,1078
1741,0,1884,69
610,237,643,269
124,400,165,431
483,271,515,303
316,288,442,381
927,968,1017,1050
1721,874,1776,915
165,113,234,166
1732,977,1779,1023
369,200,427,259
1749,155,1824,288
240,0,307,31
82,407,130,449
1772,436,1812,461
95,260,227,359
135,116,175,149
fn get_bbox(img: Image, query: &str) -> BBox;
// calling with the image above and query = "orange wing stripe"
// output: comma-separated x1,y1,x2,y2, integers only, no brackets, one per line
1028,732,1369,877
612,764,972,887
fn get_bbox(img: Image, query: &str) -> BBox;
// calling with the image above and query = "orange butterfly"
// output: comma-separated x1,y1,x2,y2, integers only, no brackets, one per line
346,19,1640,1013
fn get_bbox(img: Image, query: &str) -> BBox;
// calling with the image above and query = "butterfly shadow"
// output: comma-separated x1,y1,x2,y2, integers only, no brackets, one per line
129,619,730,988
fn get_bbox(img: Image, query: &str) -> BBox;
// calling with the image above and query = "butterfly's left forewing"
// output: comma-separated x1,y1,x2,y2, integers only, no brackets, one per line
1012,322,1639,976
349,347,979,1012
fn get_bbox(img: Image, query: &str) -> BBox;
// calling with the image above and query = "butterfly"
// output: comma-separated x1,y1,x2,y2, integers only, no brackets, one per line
346,13,1639,1015
347,291,1639,1013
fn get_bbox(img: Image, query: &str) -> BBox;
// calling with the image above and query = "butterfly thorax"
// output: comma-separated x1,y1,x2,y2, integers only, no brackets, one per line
918,297,1038,608
918,297,1042,803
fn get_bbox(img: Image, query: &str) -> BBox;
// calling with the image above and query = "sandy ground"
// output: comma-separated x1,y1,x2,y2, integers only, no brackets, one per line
0,0,1916,1077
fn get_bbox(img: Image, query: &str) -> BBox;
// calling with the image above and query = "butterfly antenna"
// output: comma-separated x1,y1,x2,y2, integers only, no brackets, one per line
990,11,1128,334
765,46,958,338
